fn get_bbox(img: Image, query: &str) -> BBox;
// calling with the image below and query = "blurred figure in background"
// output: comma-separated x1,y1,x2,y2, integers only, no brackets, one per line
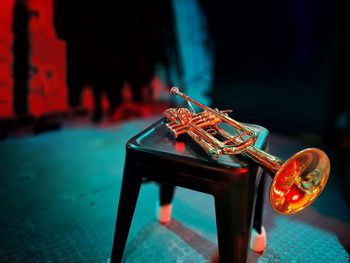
53,1,123,123
123,1,174,104
53,1,176,123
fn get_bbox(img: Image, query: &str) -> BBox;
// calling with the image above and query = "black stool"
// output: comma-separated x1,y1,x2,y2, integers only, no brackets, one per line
110,118,269,262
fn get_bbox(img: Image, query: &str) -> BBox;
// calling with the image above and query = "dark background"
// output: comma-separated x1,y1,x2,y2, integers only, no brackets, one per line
198,0,348,140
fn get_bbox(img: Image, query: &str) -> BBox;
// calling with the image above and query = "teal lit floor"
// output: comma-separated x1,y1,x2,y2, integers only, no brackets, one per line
0,115,349,262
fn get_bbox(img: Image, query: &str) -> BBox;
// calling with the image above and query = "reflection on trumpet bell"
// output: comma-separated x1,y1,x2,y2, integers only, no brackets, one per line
164,87,331,215
270,148,330,214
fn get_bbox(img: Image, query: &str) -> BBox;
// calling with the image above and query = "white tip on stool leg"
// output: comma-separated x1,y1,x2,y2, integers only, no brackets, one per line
250,226,266,253
156,201,172,224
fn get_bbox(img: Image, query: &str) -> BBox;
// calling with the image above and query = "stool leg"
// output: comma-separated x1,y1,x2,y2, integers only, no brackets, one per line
252,172,265,233
214,184,255,263
250,172,267,253
110,164,142,263
160,184,176,205
157,184,176,224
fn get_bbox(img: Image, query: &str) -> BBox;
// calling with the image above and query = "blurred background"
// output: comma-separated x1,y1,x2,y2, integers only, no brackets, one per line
0,0,349,144
0,0,349,262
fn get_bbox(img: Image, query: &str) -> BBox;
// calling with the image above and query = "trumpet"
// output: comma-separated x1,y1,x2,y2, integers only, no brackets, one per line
164,87,330,215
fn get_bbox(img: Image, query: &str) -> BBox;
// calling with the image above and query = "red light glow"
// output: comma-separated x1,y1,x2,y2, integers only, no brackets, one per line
277,160,300,184
236,167,249,175
175,141,186,153
272,185,285,198
285,184,304,203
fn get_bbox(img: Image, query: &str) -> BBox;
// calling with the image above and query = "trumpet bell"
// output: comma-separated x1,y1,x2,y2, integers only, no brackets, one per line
270,148,330,214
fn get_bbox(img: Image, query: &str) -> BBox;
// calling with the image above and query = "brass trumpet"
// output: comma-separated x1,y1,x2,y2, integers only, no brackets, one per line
164,87,330,215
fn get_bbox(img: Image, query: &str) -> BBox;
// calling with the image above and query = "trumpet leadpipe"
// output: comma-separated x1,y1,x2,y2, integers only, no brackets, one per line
170,87,256,140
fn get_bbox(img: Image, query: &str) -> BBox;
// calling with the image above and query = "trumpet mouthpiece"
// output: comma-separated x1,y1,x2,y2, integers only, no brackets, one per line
170,87,179,95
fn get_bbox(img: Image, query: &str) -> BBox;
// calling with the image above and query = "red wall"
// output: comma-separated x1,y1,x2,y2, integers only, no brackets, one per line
0,0,69,118
0,0,15,117
27,0,68,116
0,0,168,119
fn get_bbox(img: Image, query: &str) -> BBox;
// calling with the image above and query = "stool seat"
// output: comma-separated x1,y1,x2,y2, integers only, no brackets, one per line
110,118,269,263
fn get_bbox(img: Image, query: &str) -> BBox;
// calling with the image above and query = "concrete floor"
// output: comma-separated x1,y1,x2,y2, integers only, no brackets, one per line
0,114,349,262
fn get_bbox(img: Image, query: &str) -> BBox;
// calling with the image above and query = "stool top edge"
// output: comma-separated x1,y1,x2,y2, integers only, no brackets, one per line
126,118,269,168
